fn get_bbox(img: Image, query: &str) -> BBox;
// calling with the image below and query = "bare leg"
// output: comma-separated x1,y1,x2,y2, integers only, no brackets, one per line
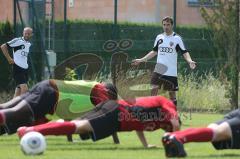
19,84,28,95
208,122,232,142
14,84,28,98
169,91,177,106
151,85,159,96
71,119,93,134
13,86,21,98
170,118,180,132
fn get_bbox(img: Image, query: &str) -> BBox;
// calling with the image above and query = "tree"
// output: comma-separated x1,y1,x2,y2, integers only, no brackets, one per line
200,0,239,109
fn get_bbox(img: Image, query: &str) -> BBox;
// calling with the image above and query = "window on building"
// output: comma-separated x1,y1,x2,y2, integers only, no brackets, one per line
187,0,216,7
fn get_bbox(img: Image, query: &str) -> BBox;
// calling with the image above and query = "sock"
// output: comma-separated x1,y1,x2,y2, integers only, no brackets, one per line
172,127,214,144
0,112,5,125
33,121,76,136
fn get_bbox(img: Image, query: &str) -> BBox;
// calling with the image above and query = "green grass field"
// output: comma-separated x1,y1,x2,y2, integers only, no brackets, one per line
1,113,240,159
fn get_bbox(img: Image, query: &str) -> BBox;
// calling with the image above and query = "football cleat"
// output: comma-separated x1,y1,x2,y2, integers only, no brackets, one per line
162,134,187,157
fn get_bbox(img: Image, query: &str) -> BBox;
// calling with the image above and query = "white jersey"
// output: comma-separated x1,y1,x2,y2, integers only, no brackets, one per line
153,32,187,77
7,37,31,69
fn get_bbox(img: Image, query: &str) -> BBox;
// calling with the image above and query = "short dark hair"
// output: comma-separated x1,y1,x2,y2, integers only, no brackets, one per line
90,83,118,106
104,83,118,100
162,16,173,25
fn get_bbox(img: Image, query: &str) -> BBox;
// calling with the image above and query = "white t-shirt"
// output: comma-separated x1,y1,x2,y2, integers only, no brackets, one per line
7,37,31,69
153,32,187,77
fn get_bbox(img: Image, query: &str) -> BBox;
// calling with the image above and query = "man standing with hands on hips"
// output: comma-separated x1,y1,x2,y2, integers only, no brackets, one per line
1,27,33,98
132,16,196,106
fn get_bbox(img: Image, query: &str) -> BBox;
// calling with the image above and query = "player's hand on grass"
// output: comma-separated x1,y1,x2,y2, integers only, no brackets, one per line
145,144,158,149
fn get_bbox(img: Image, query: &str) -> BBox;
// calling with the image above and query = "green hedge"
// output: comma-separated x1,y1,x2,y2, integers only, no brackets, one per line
53,20,223,78
0,21,14,91
54,20,219,60
0,20,224,90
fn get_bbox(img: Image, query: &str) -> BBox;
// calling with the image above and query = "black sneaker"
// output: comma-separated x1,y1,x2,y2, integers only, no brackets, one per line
0,126,5,135
162,134,187,157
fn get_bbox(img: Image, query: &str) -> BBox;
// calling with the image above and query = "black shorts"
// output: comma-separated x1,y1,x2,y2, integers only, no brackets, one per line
151,72,178,91
212,109,240,149
3,101,34,134
79,100,120,141
20,80,59,119
13,64,28,85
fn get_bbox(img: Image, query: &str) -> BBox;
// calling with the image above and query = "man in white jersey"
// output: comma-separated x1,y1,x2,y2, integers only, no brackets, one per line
1,27,33,98
132,16,196,106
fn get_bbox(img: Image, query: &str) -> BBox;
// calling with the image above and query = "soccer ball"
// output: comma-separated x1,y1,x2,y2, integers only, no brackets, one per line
20,132,46,155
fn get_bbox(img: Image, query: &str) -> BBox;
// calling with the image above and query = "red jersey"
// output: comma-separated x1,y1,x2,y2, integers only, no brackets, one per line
117,96,178,132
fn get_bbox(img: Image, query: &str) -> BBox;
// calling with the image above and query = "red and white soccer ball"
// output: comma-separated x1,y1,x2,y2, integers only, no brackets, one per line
20,132,46,155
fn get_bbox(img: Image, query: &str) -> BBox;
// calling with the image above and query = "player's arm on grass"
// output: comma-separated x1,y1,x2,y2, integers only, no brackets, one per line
0,43,14,64
136,131,157,148
132,51,157,65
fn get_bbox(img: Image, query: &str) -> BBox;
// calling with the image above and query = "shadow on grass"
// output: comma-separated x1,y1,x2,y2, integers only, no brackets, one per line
49,142,114,146
48,146,162,151
189,154,240,158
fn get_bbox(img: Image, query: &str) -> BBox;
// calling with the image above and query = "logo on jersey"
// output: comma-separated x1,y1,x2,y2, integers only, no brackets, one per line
21,51,29,57
159,47,173,53
158,39,163,44
169,41,174,47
